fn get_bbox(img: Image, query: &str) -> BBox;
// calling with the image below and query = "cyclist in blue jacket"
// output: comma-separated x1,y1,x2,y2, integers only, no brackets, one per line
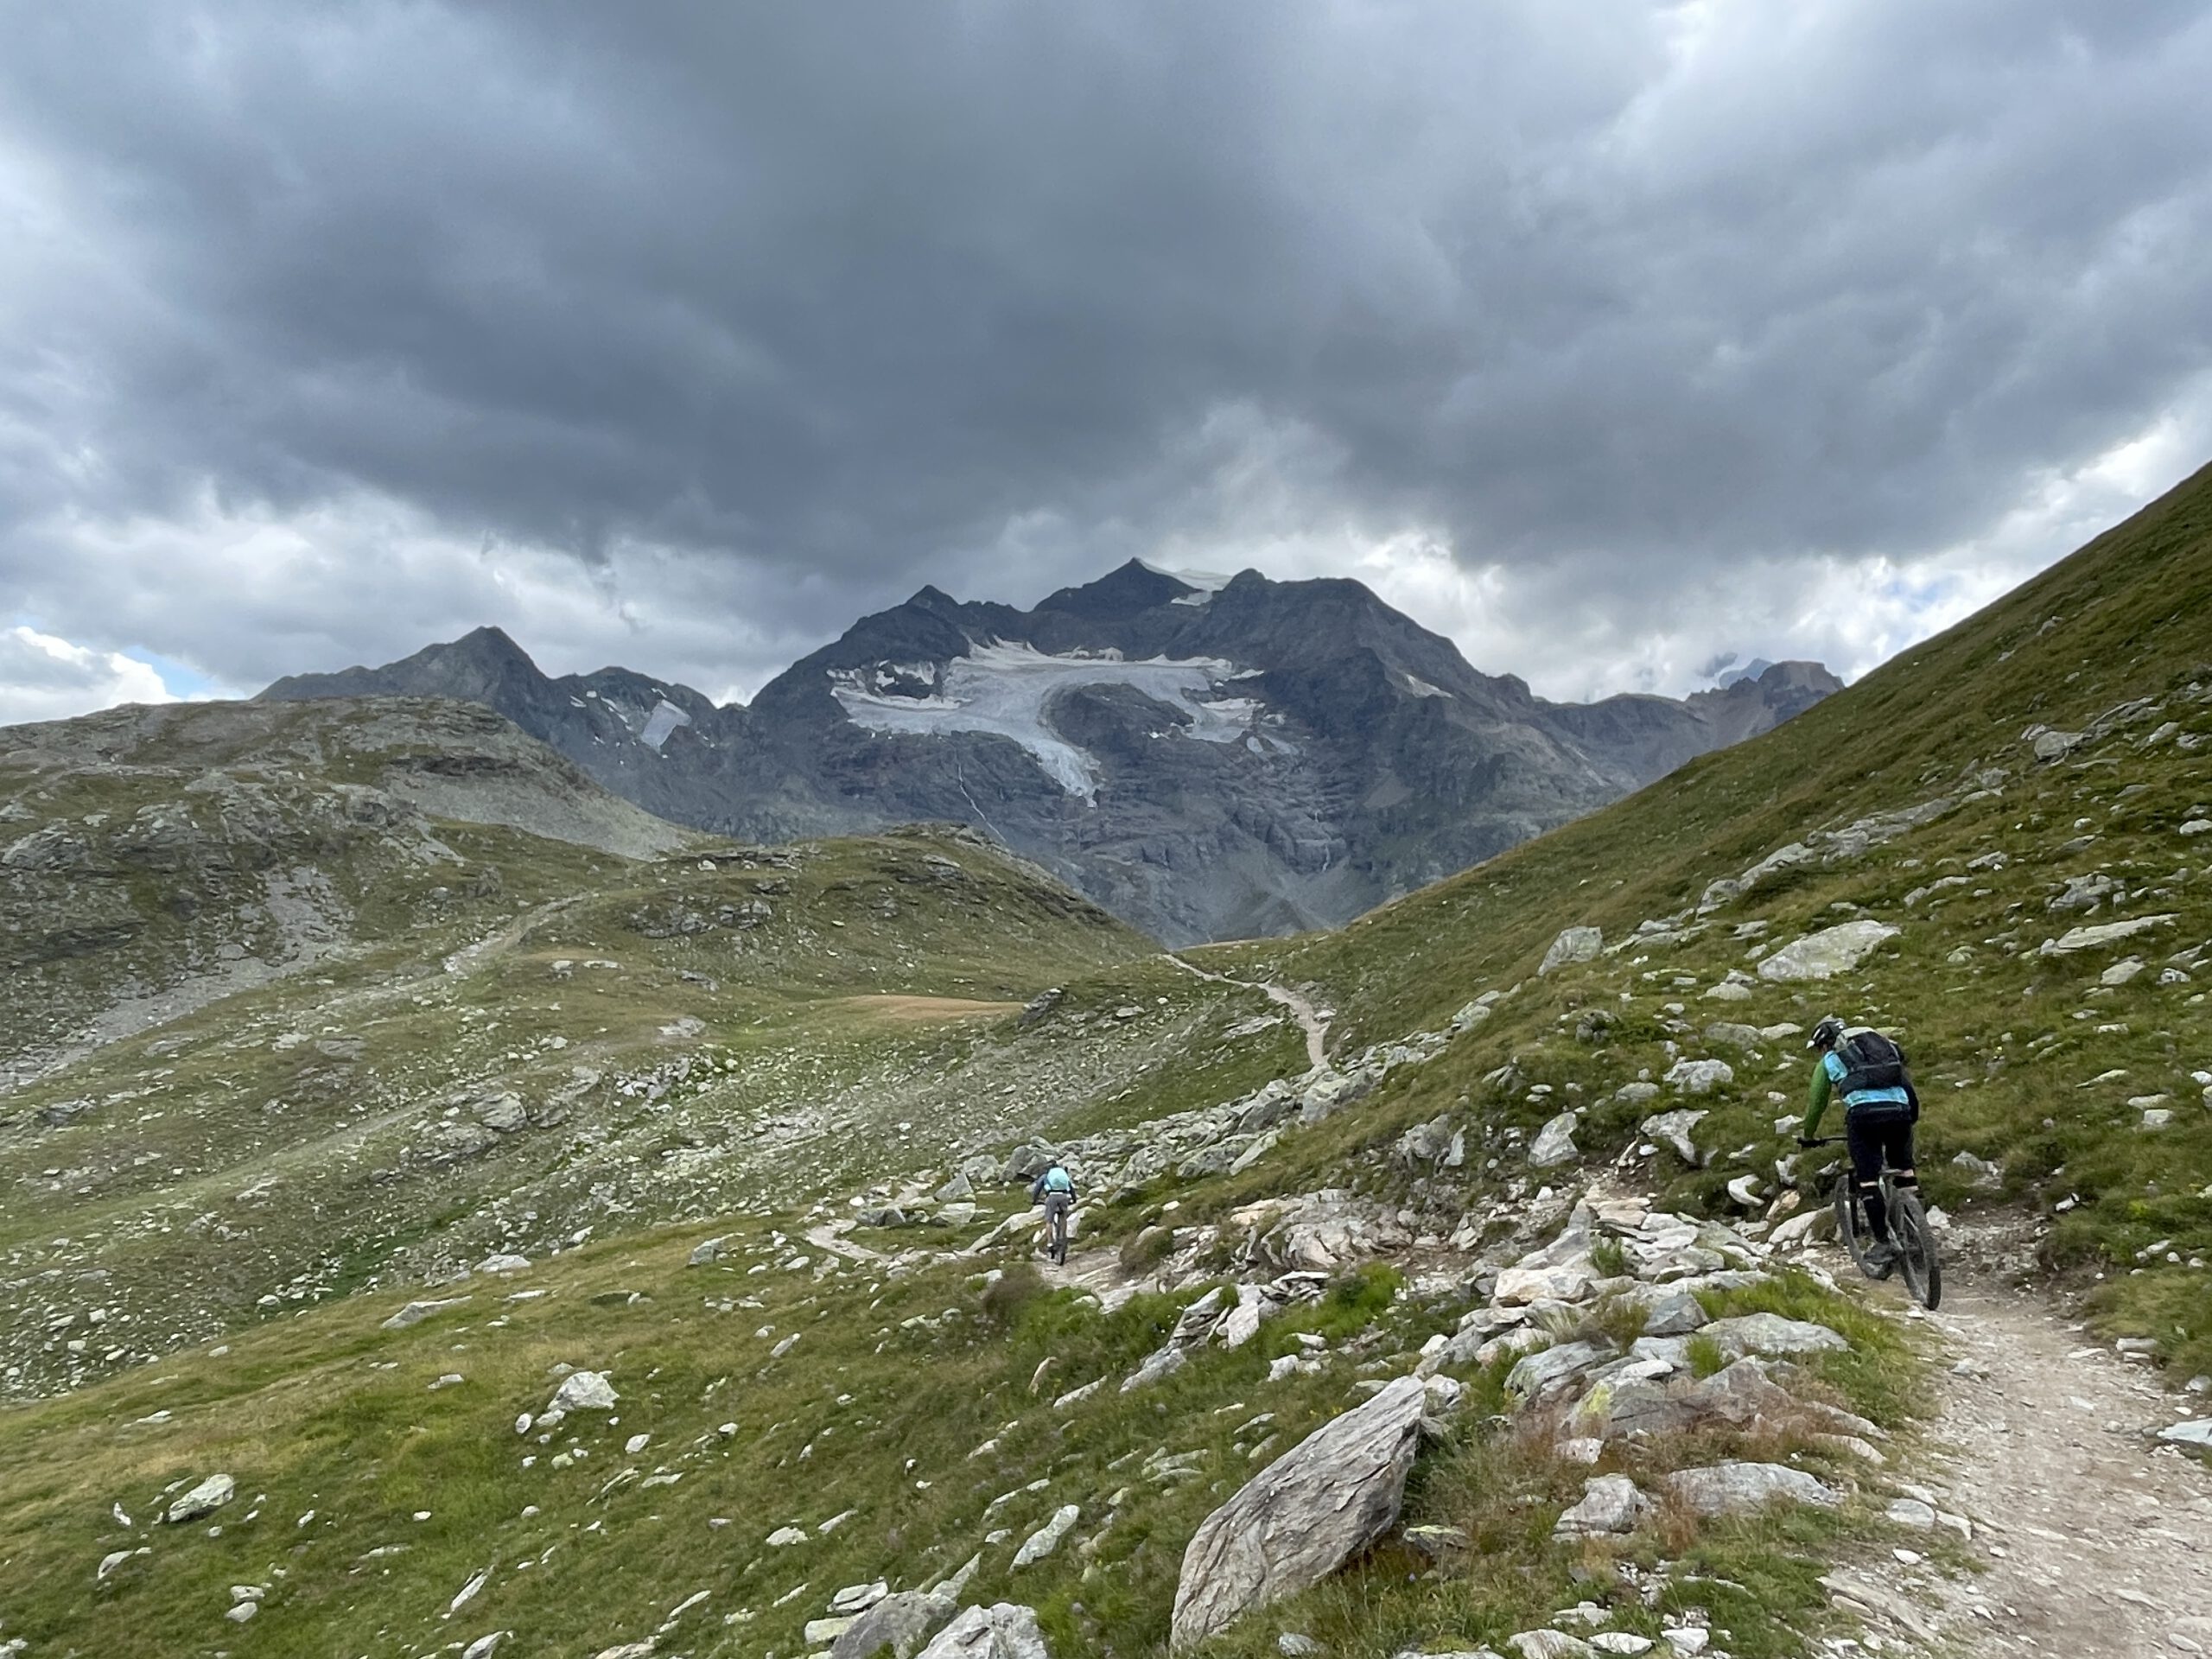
1799,1014,1919,1269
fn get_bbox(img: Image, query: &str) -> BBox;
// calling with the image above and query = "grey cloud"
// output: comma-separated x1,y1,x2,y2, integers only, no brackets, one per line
2,0,2209,696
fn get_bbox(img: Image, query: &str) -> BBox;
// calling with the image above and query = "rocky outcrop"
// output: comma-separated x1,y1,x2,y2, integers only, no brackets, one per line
1172,1375,1429,1648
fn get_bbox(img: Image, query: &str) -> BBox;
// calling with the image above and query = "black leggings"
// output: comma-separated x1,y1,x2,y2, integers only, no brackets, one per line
1847,1109,1916,1238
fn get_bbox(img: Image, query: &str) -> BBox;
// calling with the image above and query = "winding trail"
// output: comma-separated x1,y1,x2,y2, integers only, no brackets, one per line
1167,954,1331,1071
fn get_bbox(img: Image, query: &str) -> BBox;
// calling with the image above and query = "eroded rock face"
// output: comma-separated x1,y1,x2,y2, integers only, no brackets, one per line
1172,1375,1428,1649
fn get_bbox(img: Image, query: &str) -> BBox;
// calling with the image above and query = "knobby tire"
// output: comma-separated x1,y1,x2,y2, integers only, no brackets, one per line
1891,1188,1942,1309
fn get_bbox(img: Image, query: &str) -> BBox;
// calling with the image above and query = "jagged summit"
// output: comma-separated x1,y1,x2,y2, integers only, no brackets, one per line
263,562,1840,944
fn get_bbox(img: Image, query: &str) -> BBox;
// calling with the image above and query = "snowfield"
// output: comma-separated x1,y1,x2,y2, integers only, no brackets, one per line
830,640,1254,799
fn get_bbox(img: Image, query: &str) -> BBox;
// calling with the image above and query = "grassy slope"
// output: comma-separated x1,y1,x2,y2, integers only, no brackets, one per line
0,465,2208,1656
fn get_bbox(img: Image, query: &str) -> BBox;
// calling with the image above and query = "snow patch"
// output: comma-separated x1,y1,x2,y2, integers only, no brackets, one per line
831,640,1250,800
1402,674,1451,699
639,700,692,751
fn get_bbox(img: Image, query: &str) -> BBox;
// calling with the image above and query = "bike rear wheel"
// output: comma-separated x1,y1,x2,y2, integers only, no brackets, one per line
1051,1207,1068,1265
1832,1173,1888,1278
1890,1188,1942,1309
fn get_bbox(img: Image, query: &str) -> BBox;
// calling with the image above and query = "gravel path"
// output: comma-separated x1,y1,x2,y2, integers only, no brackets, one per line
1915,1281,2212,1656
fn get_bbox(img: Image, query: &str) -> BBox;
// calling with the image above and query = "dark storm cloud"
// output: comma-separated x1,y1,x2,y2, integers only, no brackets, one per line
2,0,2210,706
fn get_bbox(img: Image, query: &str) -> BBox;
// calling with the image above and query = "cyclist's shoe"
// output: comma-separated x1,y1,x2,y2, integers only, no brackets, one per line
1861,1241,1898,1275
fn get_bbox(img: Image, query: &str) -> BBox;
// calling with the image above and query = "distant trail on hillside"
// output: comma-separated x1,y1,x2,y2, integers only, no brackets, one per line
1166,954,1330,1071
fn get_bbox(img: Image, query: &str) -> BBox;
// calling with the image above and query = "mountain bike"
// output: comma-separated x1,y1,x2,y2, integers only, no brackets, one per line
1804,1135,1941,1309
1041,1200,1071,1266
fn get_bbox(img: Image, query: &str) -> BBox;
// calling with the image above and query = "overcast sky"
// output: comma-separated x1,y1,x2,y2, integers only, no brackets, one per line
4,1,2210,727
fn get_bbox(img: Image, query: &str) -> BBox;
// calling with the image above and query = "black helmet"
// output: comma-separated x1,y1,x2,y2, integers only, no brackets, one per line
1808,1014,1846,1052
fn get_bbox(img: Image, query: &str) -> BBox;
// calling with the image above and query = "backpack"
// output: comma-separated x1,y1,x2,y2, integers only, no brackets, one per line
1041,1166,1074,1196
1837,1028,1914,1112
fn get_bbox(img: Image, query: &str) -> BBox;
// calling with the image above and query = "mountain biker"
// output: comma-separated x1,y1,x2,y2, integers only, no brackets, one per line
1797,1014,1919,1270
1029,1160,1077,1256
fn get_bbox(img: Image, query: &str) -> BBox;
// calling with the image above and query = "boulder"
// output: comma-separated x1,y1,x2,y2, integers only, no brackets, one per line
1237,1081,1299,1134
163,1473,235,1524
1553,1473,1651,1537
1528,1111,1580,1170
546,1370,619,1414
1639,1109,1708,1166
1298,1067,1377,1126
1540,926,1604,975
918,1603,1052,1658
2041,914,2177,955
1219,1285,1274,1350
1700,1313,1847,1360
1493,1263,1596,1306
1664,1461,1840,1516
1012,1504,1080,1567
687,1237,725,1267
1001,1144,1059,1184
830,1590,957,1659
1395,1114,1460,1167
1505,1341,1615,1405
1756,922,1901,982
1171,1376,1427,1649
382,1295,469,1331
1662,1059,1733,1096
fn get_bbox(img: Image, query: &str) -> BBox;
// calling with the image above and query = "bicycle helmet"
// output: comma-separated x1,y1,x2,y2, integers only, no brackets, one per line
1807,1014,1846,1052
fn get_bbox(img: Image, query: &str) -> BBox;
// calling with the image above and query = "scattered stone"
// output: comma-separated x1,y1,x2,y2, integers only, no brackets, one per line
1012,1504,1079,1567
687,1237,725,1267
546,1370,619,1414
1640,1109,1709,1165
1528,1111,1580,1170
1540,926,1604,975
164,1473,235,1524
1553,1474,1651,1537
1700,1313,1848,1360
382,1296,470,1332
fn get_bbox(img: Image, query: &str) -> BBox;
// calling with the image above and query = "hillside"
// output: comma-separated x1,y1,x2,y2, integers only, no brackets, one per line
262,563,1840,944
0,466,2208,1658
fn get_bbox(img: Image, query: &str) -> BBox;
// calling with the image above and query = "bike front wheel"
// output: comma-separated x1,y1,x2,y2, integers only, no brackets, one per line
1890,1189,1942,1309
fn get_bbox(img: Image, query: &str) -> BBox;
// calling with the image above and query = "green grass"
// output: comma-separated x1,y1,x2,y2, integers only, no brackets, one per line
4,462,2212,1655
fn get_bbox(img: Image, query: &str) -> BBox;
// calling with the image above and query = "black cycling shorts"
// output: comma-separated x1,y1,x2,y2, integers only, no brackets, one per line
1846,1106,1915,1187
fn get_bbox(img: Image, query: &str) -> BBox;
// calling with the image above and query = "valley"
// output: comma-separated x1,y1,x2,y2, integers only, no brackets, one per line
1,463,2209,1657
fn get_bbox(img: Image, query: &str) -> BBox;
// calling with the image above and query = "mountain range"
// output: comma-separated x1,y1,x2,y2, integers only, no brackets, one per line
263,560,1840,943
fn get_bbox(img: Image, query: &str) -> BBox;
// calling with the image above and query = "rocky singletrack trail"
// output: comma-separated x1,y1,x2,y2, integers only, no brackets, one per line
1920,1281,2212,1656
1811,1241,2212,1656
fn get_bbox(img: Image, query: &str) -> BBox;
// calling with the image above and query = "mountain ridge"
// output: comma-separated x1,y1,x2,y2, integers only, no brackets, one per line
263,562,1841,943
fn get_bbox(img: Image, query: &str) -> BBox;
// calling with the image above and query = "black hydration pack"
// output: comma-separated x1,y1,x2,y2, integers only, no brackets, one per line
1837,1027,1913,1106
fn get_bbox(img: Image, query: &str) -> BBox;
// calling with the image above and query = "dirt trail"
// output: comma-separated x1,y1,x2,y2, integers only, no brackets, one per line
1900,1280,2212,1656
1167,954,1331,1071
